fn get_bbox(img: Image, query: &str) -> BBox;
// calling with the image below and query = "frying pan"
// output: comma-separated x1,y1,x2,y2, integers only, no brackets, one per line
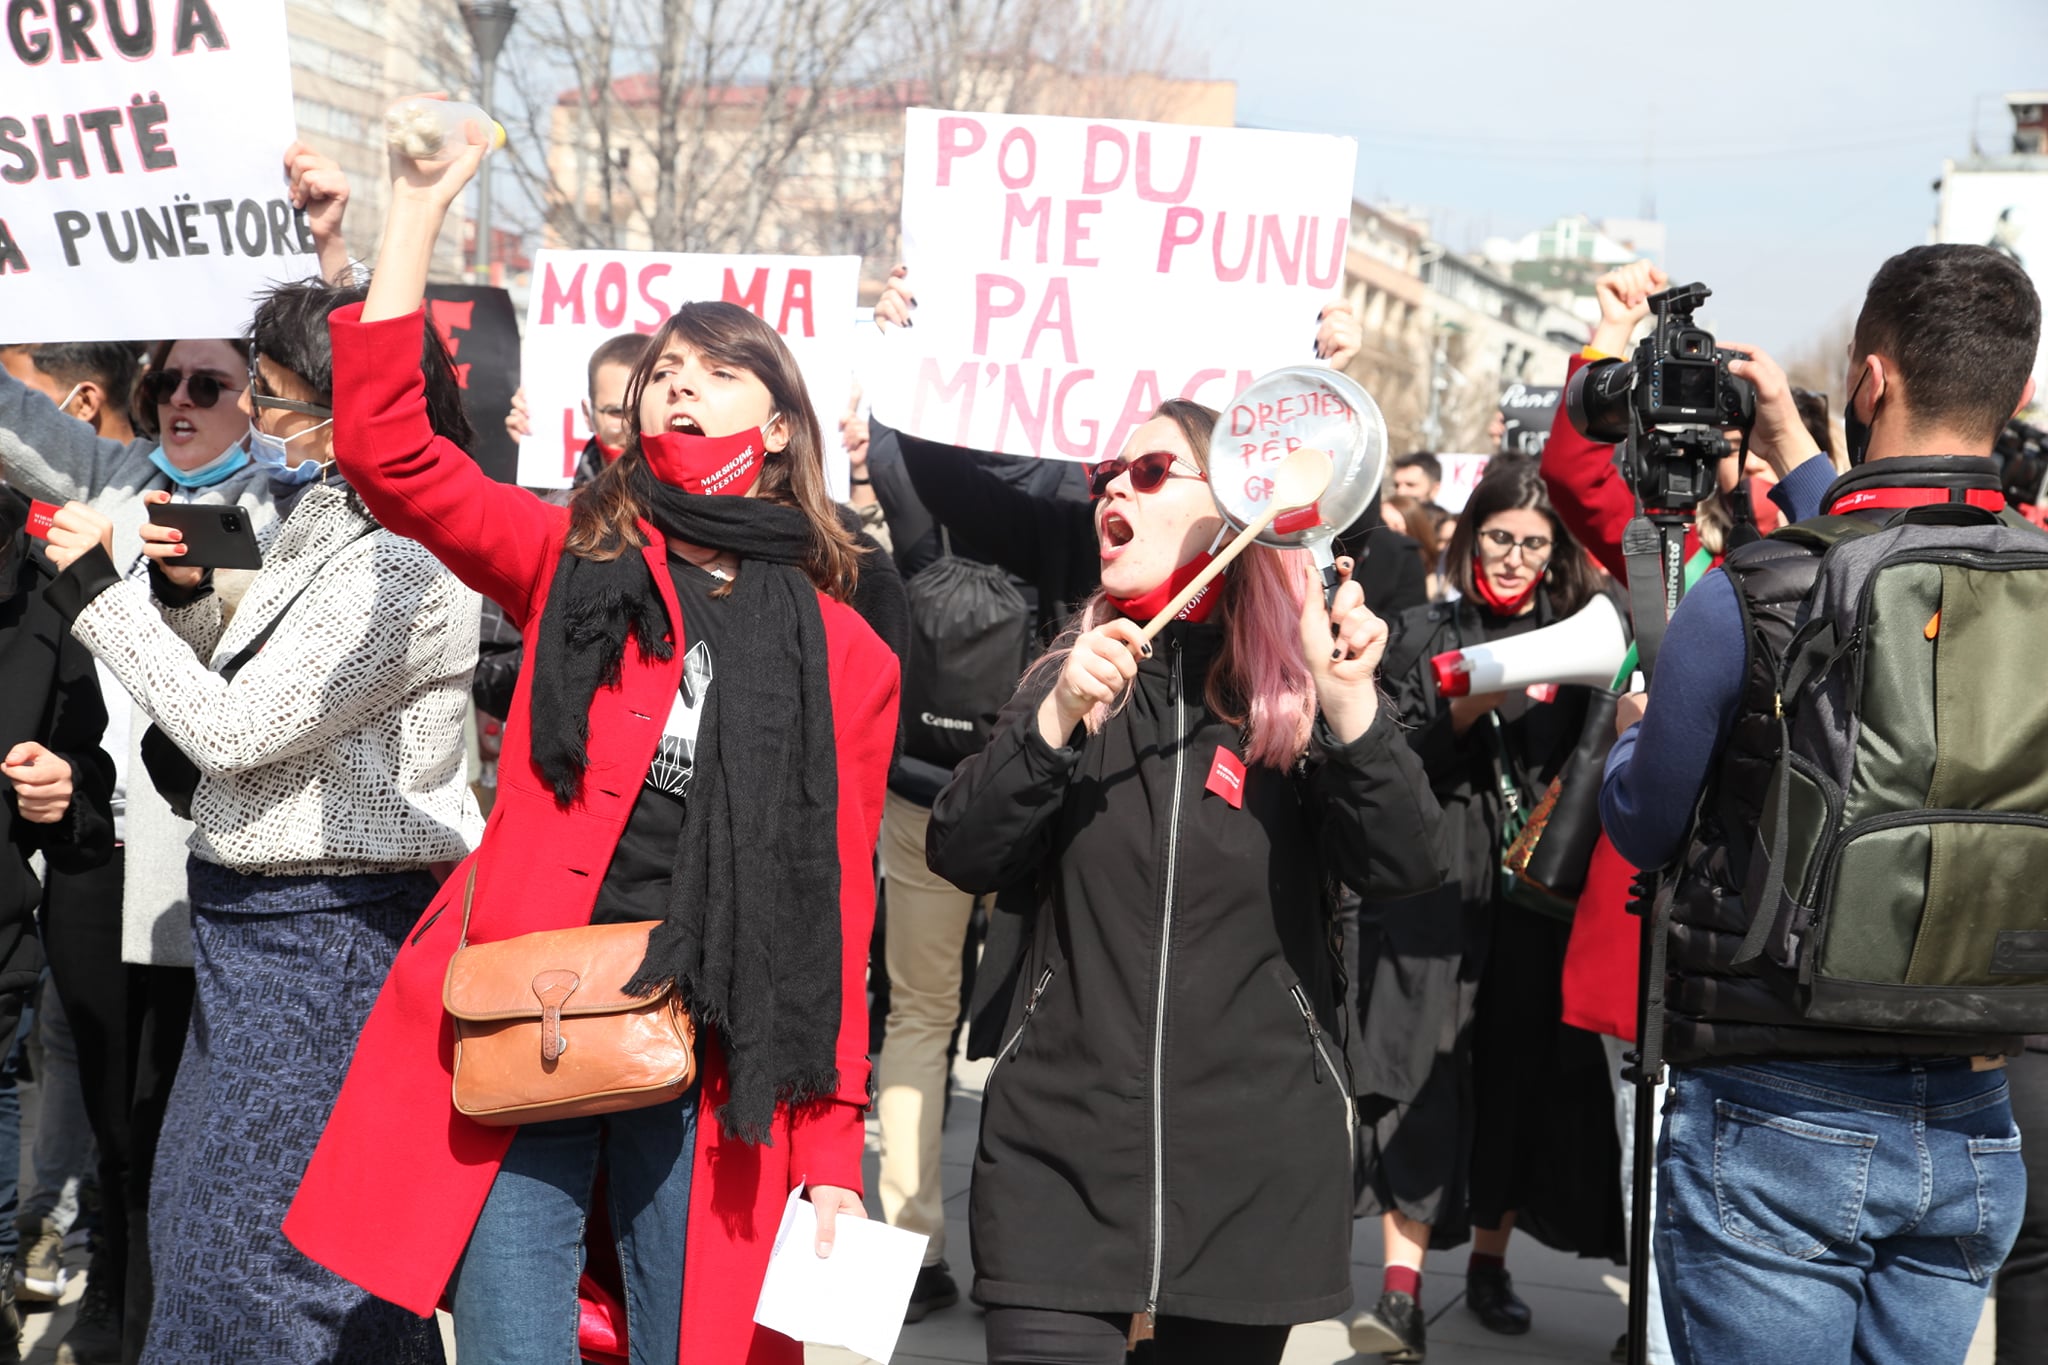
1204,366,1388,601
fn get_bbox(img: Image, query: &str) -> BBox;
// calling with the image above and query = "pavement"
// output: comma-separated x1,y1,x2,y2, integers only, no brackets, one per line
10,1054,2001,1363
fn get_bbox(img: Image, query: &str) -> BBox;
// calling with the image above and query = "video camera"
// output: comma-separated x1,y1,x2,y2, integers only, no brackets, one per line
1565,282,1756,512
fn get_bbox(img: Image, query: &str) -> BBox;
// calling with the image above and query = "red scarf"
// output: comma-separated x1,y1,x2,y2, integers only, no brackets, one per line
1107,549,1225,626
1469,553,1543,616
640,427,766,497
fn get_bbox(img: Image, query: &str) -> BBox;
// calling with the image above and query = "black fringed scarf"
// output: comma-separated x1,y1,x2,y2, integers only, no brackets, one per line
529,469,842,1144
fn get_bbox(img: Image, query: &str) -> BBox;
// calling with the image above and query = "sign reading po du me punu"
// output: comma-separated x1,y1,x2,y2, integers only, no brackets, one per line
867,108,1358,463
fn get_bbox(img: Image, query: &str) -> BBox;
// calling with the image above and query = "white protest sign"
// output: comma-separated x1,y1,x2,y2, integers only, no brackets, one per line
519,250,861,495
0,0,318,342
867,108,1356,462
1436,453,1492,513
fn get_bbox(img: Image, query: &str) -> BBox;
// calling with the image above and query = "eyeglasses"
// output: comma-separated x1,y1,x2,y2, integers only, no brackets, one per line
247,365,332,419
139,368,244,409
1477,528,1553,560
1086,450,1204,499
593,404,629,421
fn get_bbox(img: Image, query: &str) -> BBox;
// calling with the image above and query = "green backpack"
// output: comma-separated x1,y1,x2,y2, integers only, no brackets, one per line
1739,502,2048,1034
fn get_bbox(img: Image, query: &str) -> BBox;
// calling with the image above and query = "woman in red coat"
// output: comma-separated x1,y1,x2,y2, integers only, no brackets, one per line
283,127,901,1364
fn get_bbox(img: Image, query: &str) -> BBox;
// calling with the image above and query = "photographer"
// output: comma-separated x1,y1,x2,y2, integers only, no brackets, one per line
1539,262,1836,1361
1600,244,2039,1363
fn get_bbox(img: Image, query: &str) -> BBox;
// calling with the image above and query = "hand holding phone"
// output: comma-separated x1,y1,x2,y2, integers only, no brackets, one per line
144,491,261,572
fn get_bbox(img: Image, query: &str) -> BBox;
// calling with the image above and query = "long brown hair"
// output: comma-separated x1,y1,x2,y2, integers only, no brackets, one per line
1442,455,1598,615
565,302,862,602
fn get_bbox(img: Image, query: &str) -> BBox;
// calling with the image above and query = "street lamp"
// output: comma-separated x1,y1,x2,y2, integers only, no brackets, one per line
460,1,518,283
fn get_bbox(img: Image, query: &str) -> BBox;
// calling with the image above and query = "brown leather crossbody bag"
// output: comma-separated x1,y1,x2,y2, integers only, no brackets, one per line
441,868,696,1126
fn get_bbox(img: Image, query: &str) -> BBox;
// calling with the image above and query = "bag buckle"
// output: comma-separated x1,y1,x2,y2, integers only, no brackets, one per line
532,969,581,1062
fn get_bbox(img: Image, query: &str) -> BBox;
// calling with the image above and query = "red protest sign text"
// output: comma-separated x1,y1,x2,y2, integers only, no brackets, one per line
1205,745,1246,809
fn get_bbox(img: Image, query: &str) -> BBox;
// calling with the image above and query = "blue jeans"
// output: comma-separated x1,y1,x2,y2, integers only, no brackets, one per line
451,1091,699,1365
1656,1057,2022,1365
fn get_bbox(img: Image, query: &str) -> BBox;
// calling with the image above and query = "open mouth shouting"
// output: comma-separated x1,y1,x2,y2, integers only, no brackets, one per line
668,413,704,434
1098,507,1136,561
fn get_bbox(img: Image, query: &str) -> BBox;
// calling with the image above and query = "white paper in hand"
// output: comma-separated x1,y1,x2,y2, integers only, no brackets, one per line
752,1184,929,1363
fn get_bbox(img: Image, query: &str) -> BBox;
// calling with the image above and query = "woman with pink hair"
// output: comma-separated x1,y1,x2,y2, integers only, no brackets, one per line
927,399,1446,1365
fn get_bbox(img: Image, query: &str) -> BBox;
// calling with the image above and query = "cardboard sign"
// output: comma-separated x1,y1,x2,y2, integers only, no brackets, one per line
0,0,318,343
426,285,521,484
517,249,860,494
867,108,1356,462
1436,453,1493,513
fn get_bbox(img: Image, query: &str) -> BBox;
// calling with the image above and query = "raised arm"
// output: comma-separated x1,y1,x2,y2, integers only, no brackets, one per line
328,111,559,625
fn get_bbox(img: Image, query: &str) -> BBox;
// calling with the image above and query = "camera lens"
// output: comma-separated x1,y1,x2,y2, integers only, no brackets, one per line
222,515,241,533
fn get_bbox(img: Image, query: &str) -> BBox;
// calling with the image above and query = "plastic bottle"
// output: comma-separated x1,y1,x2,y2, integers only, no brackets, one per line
384,98,506,164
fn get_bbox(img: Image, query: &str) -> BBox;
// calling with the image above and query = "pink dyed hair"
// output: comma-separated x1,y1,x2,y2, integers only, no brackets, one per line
1038,399,1317,769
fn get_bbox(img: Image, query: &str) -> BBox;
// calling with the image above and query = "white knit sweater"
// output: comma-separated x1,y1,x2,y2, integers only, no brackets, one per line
71,483,484,877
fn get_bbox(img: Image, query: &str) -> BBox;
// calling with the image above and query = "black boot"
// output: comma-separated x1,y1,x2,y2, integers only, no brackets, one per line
1465,1263,1532,1335
1350,1289,1426,1362
903,1261,959,1323
0,1254,20,1365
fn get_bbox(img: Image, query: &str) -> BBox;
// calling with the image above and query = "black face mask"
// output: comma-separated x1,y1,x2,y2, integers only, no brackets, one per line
1844,362,1879,467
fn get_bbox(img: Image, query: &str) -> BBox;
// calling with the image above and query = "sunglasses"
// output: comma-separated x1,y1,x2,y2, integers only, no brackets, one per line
1086,450,1203,499
139,368,245,409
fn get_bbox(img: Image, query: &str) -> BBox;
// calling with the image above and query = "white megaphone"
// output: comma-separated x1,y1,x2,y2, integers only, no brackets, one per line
1429,595,1629,698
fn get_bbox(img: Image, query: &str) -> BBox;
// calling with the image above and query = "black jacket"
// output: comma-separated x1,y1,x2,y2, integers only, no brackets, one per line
0,493,115,1024
928,624,1445,1324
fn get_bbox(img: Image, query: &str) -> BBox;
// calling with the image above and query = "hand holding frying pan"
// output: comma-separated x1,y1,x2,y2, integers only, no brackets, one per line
1202,366,1389,607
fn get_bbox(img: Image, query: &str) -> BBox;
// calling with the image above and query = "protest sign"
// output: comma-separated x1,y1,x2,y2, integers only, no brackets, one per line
1436,453,1492,513
0,0,318,343
866,108,1356,462
426,285,521,484
518,250,861,494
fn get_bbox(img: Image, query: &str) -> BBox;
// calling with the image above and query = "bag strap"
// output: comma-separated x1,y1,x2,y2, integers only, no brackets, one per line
1733,712,1795,967
1609,548,1713,691
457,863,479,949
216,527,378,682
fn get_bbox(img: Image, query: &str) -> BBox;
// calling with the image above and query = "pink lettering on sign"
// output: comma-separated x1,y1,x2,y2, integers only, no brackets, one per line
935,116,986,185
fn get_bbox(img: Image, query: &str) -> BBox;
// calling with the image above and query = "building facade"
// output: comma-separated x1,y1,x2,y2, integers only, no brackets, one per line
286,0,476,282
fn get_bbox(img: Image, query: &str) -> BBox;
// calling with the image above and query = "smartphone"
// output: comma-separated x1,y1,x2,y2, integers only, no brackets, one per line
147,503,263,570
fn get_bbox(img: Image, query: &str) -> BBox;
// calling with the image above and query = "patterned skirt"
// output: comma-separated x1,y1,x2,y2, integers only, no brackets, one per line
143,862,446,1365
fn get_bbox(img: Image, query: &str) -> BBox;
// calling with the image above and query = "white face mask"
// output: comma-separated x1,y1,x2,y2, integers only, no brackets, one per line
247,419,334,487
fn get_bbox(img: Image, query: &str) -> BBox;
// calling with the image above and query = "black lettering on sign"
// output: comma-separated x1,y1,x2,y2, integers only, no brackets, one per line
7,0,53,64
53,208,90,265
0,217,28,274
171,0,223,54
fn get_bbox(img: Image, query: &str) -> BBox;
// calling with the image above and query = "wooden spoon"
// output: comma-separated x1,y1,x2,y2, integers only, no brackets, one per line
1139,445,1333,642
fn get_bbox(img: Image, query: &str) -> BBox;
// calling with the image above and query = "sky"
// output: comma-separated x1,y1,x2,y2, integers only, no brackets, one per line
1166,0,2048,379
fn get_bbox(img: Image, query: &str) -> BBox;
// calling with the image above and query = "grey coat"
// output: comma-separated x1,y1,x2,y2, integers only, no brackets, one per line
0,370,280,965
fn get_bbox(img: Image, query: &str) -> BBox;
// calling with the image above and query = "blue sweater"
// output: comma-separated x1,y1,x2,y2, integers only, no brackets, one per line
1599,458,1835,869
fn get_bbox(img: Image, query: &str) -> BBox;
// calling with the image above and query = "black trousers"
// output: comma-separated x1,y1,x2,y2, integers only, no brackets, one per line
983,1307,1289,1365
39,848,195,1365
1999,1047,2048,1365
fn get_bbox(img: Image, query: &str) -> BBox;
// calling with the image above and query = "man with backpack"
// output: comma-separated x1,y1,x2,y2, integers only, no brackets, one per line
1600,243,2041,1363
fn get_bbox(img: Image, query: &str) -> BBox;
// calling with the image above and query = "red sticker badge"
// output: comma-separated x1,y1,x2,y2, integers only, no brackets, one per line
24,500,57,541
1205,745,1246,809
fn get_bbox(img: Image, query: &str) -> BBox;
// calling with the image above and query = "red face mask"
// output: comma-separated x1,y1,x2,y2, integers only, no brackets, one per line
1106,548,1225,626
595,438,626,464
639,427,767,497
1470,552,1543,615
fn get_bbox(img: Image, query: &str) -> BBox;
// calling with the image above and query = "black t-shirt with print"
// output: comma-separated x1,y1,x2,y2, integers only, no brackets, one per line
590,557,729,926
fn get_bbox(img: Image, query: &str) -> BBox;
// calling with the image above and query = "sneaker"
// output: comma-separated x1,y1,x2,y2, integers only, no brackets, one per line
13,1217,66,1303
1465,1263,1532,1335
55,1267,121,1365
1349,1289,1426,1362
902,1261,959,1323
